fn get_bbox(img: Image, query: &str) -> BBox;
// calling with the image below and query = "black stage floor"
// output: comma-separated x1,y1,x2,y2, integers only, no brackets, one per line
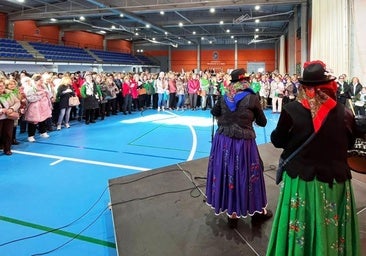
109,143,366,256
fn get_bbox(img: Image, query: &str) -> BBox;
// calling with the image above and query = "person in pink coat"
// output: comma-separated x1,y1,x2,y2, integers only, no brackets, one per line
24,73,53,142
187,72,200,110
122,74,133,114
130,73,139,111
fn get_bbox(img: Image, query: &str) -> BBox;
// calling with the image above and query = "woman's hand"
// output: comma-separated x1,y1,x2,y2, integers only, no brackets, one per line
5,108,14,115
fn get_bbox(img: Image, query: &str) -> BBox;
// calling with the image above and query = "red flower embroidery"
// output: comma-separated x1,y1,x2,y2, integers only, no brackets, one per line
290,224,300,232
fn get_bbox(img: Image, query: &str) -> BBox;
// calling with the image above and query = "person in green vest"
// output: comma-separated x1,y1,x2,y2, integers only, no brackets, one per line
200,72,210,110
250,75,261,98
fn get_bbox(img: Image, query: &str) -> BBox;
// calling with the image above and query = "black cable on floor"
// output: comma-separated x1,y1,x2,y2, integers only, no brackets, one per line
0,185,110,247
31,206,109,256
110,168,206,206
1,168,204,254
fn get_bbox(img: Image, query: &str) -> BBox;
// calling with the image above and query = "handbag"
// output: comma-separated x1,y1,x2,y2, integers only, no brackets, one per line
276,133,317,184
69,96,80,106
0,102,20,120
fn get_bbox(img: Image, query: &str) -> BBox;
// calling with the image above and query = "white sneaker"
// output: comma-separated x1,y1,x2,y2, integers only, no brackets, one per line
65,123,70,128
157,107,160,112
40,132,50,138
28,136,36,142
57,125,61,130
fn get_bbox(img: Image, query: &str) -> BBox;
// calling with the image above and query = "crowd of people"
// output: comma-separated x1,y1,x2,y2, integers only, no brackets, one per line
0,68,365,156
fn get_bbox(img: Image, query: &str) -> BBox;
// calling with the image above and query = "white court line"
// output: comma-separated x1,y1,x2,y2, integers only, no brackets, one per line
50,158,64,166
357,207,366,215
11,111,197,172
165,110,197,161
12,150,150,172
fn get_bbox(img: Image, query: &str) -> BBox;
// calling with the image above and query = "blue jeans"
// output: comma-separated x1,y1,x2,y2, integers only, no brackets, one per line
177,94,185,108
57,107,72,125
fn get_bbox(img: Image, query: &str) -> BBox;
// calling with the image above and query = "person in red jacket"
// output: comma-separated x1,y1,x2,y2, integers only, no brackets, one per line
122,74,133,115
187,72,200,110
130,73,139,111
72,71,85,121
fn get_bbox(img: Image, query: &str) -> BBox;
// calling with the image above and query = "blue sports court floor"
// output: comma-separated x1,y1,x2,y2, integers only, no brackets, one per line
1,109,365,256
0,109,275,255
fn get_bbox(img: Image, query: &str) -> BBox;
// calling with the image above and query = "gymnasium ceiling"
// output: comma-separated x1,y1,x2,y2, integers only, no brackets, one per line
1,0,306,48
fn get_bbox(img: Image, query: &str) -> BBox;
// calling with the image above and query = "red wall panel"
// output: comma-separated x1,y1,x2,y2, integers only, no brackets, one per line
148,48,275,73
107,39,132,53
0,13,7,38
13,20,59,43
63,31,103,49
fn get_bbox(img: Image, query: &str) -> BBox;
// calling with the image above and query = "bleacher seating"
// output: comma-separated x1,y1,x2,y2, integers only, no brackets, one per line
135,54,156,65
0,38,34,59
90,49,142,65
0,38,158,66
28,42,96,62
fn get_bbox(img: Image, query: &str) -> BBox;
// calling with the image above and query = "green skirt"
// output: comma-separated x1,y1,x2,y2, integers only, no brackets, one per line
266,172,360,256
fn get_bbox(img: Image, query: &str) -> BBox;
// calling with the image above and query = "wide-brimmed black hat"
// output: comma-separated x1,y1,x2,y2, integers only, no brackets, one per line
298,61,336,85
230,68,249,82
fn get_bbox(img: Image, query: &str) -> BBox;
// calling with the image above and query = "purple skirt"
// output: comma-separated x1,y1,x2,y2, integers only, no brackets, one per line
206,133,268,218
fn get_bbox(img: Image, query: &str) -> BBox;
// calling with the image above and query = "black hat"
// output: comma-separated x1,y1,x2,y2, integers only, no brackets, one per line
298,61,336,85
230,68,249,82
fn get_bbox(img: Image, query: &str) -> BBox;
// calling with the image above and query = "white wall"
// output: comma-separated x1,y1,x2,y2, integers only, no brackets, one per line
350,0,366,83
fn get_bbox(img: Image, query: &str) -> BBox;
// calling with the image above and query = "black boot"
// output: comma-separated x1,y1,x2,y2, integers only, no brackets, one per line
227,217,238,229
251,209,273,223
